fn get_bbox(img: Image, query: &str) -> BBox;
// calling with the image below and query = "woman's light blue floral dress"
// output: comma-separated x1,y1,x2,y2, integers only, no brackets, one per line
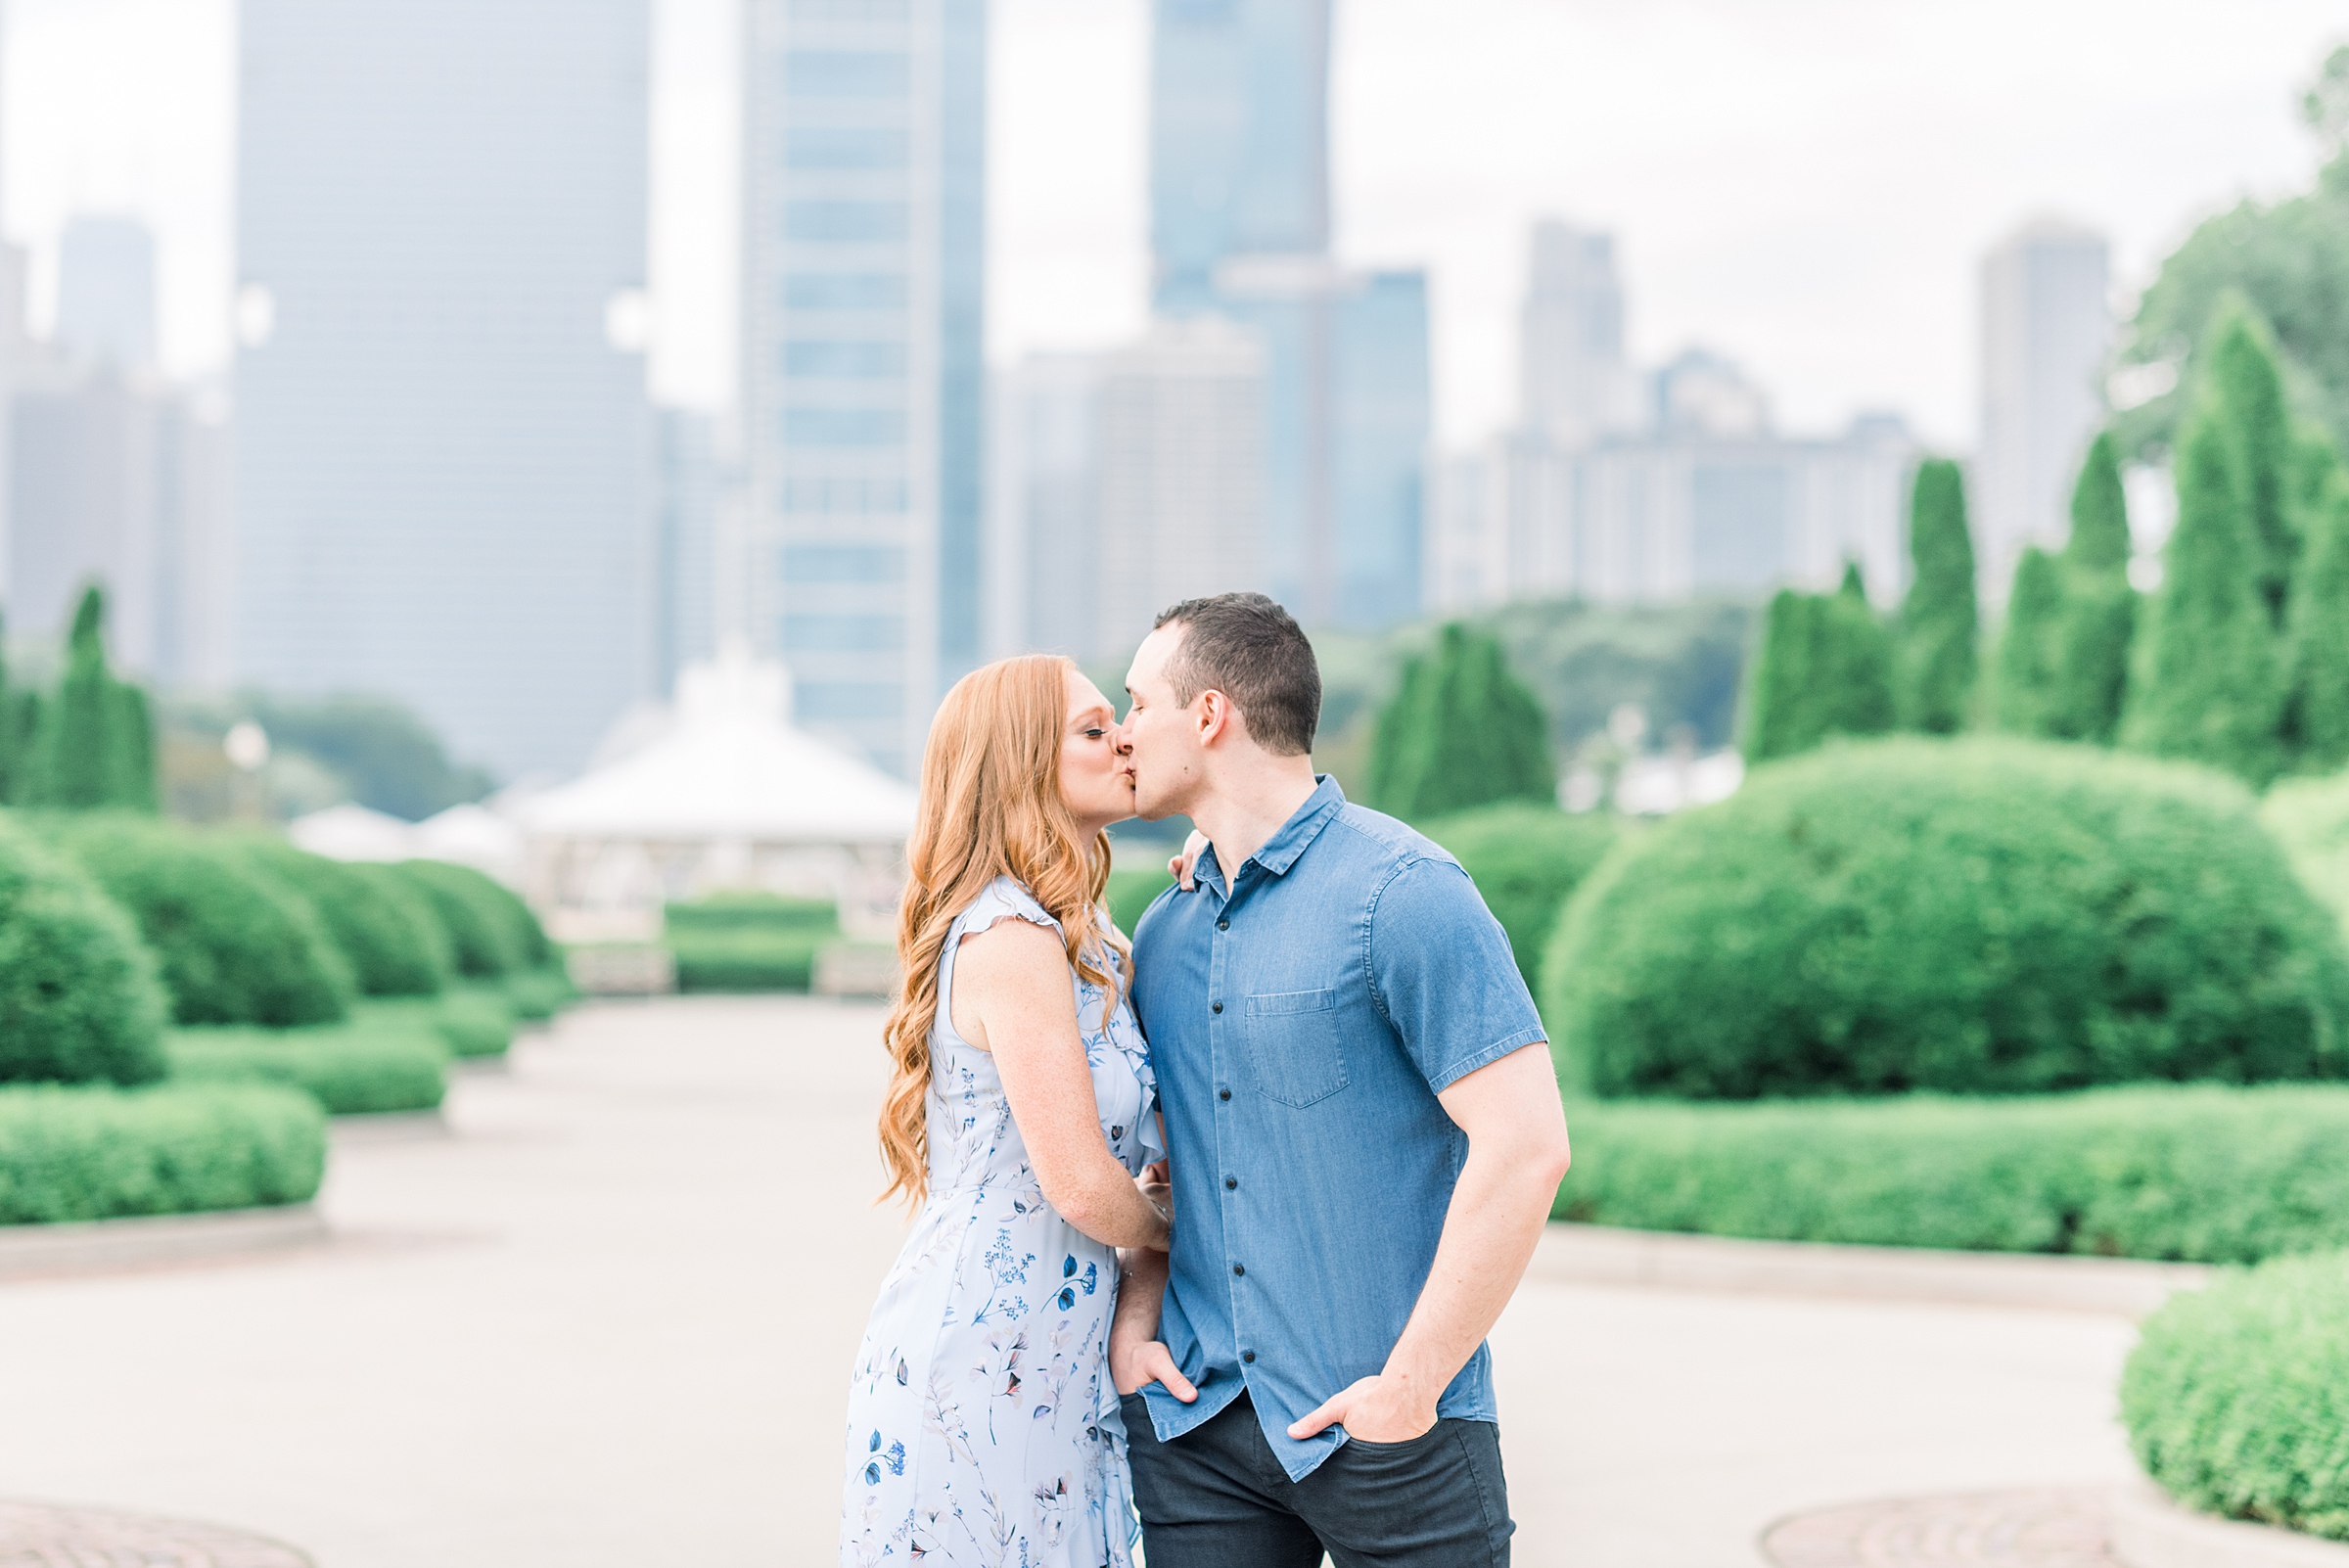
841,877,1163,1567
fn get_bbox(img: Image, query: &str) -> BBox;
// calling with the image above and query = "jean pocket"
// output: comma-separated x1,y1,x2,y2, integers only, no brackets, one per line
1241,989,1349,1107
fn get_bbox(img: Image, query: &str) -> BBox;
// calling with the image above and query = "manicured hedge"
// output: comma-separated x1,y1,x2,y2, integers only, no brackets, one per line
167,1024,447,1115
667,895,838,992
1545,738,2349,1098
392,860,528,978
231,837,451,997
504,967,576,1023
1109,867,1175,937
1420,803,1618,999
0,815,168,1086
2261,772,2349,944
1551,1084,2349,1264
0,1084,326,1223
41,815,353,1029
357,988,513,1058
2122,1249,2349,1540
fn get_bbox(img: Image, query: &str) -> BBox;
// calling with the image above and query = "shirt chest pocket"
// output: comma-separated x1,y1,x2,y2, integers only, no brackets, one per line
1241,989,1350,1108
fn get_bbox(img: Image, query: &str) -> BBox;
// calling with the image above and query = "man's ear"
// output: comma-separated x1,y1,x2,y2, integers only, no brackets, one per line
1195,690,1233,747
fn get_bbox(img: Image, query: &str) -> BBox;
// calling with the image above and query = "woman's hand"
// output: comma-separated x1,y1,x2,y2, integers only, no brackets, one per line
1165,829,1212,892
1136,1162,1173,1251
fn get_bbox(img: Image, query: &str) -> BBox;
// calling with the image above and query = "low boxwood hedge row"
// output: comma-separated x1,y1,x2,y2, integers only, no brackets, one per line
504,967,576,1023
357,989,513,1058
667,895,839,992
0,815,168,1086
1550,1084,2349,1264
393,860,528,978
0,1083,327,1224
2122,1249,2349,1541
167,1025,447,1115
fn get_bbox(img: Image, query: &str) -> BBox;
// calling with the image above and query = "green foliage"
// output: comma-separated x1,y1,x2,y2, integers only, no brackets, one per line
230,838,451,997
26,586,159,812
2065,432,2133,576
2123,1248,2349,1539
504,967,576,1023
358,989,514,1059
666,895,841,992
40,816,353,1029
1996,547,2066,735
2259,772,2349,947
392,860,527,978
1365,623,1556,819
1542,737,2349,1099
2118,153,2349,457
1738,573,1895,762
1419,802,1619,1000
0,1083,326,1224
2291,472,2349,770
1551,1084,2349,1266
167,1022,447,1116
0,614,29,806
243,694,495,821
2052,436,2141,746
2204,302,2301,628
1108,868,1175,938
1896,459,1980,733
2124,415,2286,783
0,816,168,1086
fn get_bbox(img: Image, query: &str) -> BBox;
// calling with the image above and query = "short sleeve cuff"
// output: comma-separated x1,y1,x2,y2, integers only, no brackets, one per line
1428,1026,1550,1093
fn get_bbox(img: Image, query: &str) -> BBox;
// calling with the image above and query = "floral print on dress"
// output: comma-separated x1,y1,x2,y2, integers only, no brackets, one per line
841,877,1161,1567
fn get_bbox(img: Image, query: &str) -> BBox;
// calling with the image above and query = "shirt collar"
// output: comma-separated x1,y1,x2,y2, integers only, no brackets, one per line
1198,774,1347,890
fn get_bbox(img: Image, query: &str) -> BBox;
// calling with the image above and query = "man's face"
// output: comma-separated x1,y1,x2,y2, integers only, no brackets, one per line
1120,624,1205,822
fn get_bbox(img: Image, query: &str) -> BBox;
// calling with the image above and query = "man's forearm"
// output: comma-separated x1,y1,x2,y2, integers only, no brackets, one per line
1379,1144,1558,1402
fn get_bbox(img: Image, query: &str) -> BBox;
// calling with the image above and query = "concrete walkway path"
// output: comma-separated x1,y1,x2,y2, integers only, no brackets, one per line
0,998,2140,1566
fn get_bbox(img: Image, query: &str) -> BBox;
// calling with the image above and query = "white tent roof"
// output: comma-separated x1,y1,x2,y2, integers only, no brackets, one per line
516,649,918,845
289,803,420,862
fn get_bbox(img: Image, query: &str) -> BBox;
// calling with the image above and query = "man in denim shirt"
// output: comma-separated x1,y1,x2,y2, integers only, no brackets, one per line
1111,593,1574,1566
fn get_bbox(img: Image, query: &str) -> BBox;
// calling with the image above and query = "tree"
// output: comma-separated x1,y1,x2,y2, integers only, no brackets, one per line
2202,301,2299,628
0,613,23,806
2291,466,2349,770
24,586,158,812
2051,433,2138,743
1739,569,1894,764
2122,416,2283,783
1997,547,2066,736
1896,458,1979,733
1366,622,1556,819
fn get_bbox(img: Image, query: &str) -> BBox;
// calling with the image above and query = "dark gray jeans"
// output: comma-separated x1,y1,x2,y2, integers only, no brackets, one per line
1120,1391,1514,1566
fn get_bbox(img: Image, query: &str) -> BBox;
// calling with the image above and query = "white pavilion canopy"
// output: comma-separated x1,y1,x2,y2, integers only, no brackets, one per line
512,649,917,939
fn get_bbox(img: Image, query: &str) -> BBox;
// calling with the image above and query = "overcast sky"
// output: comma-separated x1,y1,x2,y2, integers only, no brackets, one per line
4,0,2342,450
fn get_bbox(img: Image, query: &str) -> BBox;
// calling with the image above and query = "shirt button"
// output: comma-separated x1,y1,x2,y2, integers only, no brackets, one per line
1223,1176,1237,1190
1218,1088,1231,1101
1242,1350,1256,1364
1231,1264,1245,1277
1212,1000,1222,1014
1218,919,1229,932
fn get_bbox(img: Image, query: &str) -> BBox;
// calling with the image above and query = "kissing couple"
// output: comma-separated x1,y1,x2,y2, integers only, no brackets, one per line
841,592,1574,1566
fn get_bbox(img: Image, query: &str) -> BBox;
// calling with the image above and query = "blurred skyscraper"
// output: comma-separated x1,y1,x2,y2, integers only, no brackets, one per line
1977,220,2112,604
234,0,654,780
1521,221,1639,444
56,217,158,371
655,408,721,698
741,0,985,778
987,353,1101,662
1145,0,1430,631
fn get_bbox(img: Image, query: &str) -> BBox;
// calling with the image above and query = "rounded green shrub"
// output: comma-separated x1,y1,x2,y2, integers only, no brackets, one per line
666,894,840,993
0,816,169,1085
357,989,513,1058
2122,1249,2349,1539
0,1083,326,1223
41,816,353,1028
1544,737,2349,1098
392,860,527,978
231,837,451,997
168,1025,447,1116
1420,803,1618,999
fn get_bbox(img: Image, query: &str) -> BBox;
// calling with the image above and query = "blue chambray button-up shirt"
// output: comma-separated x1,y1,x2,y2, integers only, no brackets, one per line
1129,776,1549,1480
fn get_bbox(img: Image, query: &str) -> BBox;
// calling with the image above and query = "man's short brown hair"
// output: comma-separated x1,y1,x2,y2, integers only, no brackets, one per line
1152,592,1320,756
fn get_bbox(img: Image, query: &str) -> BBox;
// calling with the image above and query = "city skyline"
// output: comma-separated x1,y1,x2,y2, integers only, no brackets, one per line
3,0,2343,451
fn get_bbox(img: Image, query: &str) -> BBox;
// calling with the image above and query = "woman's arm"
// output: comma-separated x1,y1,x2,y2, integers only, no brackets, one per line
954,917,1170,1251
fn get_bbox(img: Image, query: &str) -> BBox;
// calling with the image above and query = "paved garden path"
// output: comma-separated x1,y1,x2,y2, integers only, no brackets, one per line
0,998,2141,1566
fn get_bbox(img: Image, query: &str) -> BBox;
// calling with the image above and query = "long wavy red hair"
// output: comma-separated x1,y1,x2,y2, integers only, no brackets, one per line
877,655,1128,1209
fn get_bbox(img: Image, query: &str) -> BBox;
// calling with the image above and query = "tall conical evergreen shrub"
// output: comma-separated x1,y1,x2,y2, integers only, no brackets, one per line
2123,415,2283,782
2052,433,2138,743
1740,570,1894,763
1997,547,2066,735
0,613,23,806
1897,458,1979,732
2203,300,2298,629
26,586,158,812
1365,622,1555,819
2291,467,2349,769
